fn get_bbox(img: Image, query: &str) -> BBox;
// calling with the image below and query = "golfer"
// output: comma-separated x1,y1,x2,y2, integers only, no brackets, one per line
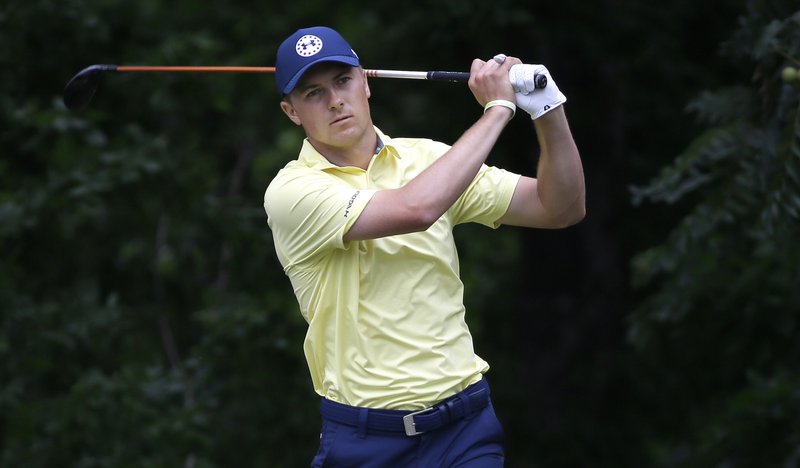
264,26,585,467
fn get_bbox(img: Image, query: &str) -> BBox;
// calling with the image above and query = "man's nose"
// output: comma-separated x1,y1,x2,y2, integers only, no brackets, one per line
328,90,344,110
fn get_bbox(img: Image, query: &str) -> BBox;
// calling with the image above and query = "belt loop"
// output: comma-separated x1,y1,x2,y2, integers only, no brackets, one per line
460,392,472,417
357,407,369,438
444,399,458,424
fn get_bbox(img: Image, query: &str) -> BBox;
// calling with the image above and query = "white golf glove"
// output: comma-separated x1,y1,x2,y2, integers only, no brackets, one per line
509,64,567,120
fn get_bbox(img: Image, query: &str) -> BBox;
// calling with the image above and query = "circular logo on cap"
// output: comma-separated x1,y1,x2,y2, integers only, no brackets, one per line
296,35,323,57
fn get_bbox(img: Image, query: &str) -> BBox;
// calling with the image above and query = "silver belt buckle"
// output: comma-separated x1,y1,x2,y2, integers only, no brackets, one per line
402,407,435,436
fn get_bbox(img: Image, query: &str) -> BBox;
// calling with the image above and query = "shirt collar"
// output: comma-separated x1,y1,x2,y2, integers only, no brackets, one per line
296,126,399,171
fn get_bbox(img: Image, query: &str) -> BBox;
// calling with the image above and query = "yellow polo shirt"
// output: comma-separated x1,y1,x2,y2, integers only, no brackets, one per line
264,127,520,410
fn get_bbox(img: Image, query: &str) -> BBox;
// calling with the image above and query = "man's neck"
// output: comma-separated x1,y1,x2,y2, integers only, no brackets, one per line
309,127,379,170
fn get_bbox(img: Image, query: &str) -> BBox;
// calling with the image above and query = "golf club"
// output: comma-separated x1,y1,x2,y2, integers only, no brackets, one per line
63,64,547,111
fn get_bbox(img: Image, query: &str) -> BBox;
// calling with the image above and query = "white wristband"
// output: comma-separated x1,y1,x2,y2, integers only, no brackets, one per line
483,99,516,119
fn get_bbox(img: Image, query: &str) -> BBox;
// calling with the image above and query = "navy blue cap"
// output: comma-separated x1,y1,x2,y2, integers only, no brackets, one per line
275,26,360,96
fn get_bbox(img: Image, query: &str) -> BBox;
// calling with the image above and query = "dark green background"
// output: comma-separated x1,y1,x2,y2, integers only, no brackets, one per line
3,0,799,466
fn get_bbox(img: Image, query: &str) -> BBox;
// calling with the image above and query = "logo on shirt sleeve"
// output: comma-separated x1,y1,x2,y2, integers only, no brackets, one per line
344,191,359,218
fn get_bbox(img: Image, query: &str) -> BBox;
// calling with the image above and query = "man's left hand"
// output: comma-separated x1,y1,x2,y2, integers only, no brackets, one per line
510,64,567,120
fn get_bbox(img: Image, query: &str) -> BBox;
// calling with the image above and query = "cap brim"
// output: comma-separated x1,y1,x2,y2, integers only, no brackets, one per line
281,56,361,95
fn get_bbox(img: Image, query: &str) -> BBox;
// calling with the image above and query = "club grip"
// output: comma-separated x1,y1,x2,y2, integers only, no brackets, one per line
426,71,547,89
427,71,471,82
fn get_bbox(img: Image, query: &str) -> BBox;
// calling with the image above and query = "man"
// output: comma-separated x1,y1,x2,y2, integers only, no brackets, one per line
264,26,584,467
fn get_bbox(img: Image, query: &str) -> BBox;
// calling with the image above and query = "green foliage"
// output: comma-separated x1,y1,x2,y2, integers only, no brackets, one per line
629,4,800,466
1,0,316,465
4,0,796,466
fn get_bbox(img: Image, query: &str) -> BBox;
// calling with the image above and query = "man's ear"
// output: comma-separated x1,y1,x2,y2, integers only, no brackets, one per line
362,69,371,99
280,99,302,126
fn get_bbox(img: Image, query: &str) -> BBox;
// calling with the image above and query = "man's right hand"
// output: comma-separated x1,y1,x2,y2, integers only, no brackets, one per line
468,55,520,108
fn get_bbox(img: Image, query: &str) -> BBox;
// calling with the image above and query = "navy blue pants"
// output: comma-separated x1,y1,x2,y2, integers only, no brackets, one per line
311,380,506,467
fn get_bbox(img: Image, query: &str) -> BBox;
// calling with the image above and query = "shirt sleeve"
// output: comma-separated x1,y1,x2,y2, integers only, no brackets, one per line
403,139,521,229
264,167,375,270
449,164,521,228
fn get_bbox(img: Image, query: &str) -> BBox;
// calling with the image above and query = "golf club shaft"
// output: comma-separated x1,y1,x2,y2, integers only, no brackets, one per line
63,64,546,110
115,65,470,82
117,65,277,73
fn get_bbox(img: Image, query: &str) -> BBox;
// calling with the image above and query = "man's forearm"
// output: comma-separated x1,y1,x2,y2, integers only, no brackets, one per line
345,56,519,241
404,107,512,223
533,107,585,223
345,107,512,240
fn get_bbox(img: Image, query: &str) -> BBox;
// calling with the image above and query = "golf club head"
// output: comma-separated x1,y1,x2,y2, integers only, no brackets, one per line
63,64,117,111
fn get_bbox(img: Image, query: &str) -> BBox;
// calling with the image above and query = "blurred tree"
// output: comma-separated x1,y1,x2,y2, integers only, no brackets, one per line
1,0,789,466
629,3,800,466
2,0,315,466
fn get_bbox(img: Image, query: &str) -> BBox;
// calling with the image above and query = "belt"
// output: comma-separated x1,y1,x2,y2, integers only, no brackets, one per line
319,379,491,437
